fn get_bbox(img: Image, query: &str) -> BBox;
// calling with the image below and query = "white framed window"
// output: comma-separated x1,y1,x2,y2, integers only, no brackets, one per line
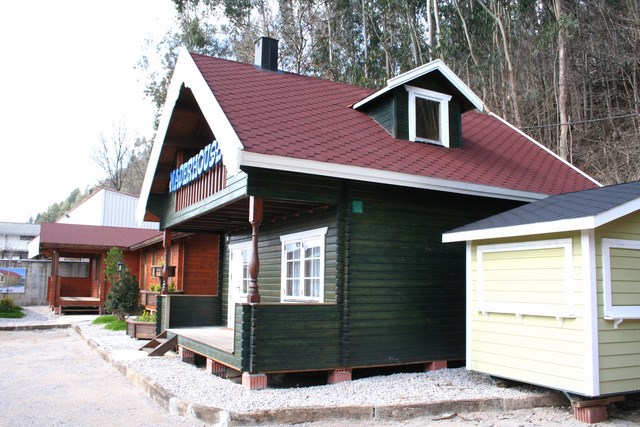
476,238,576,321
406,85,452,147
280,227,328,303
602,238,640,321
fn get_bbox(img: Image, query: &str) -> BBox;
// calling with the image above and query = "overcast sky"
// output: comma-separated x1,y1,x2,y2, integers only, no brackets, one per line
0,0,178,223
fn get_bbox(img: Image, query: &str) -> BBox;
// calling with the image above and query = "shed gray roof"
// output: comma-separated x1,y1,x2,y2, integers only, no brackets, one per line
443,180,640,242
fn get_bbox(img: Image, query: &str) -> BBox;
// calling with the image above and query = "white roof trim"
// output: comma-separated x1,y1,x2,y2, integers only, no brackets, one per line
240,151,547,203
488,112,602,188
353,59,484,112
442,196,640,243
136,48,244,224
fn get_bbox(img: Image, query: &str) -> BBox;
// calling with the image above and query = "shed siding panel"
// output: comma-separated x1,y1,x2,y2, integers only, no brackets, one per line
469,232,588,394
596,212,640,395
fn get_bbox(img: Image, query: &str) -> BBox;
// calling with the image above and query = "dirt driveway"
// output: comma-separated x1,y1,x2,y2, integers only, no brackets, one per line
3,326,640,427
1,328,201,427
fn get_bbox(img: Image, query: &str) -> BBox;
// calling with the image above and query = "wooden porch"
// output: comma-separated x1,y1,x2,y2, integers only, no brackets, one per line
168,326,234,354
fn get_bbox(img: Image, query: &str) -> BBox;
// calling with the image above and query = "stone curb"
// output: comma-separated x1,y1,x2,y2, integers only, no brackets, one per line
0,323,72,331
69,325,569,426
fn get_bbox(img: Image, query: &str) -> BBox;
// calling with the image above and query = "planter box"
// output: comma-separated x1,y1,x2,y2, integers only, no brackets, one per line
151,265,176,277
126,319,156,340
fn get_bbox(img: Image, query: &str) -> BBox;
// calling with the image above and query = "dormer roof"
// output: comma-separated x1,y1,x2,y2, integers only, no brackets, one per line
353,59,484,113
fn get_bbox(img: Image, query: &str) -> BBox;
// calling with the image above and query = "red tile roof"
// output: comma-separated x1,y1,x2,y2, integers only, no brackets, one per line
191,53,597,196
39,223,161,249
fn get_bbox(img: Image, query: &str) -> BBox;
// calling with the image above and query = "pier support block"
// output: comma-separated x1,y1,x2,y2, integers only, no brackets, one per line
242,372,268,390
206,359,227,379
425,360,448,371
328,369,352,384
178,346,195,364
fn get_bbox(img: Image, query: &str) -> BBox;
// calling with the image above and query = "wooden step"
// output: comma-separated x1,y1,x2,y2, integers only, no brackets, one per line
139,331,177,357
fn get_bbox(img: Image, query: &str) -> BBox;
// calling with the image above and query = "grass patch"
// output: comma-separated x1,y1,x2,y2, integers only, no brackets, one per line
92,315,118,325
92,314,126,331
104,319,127,331
0,310,25,318
0,296,24,318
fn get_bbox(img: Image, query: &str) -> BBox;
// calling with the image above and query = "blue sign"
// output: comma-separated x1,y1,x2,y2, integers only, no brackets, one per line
169,140,222,193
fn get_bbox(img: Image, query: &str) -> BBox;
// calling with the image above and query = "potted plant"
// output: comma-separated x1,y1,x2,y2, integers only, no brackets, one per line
126,310,157,340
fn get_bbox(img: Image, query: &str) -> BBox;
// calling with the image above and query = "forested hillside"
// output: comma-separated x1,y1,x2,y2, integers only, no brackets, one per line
148,0,639,186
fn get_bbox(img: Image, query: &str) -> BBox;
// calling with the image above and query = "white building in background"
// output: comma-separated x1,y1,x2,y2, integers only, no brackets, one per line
0,223,40,259
57,188,159,230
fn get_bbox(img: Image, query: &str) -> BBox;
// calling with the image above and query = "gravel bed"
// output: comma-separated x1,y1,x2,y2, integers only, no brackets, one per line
3,307,556,414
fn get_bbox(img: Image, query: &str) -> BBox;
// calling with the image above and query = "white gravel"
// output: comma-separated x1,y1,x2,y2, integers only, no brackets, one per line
3,306,555,414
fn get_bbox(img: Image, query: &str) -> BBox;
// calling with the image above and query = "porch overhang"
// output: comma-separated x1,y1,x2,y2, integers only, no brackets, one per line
165,195,331,234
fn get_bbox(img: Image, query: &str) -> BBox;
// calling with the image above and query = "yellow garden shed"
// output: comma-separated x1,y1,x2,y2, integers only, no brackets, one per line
443,180,640,401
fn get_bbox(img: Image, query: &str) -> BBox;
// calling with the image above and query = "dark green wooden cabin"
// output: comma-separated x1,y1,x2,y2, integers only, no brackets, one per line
138,39,598,388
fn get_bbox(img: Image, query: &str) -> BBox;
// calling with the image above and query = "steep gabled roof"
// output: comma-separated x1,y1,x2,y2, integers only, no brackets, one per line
443,180,640,242
138,50,599,222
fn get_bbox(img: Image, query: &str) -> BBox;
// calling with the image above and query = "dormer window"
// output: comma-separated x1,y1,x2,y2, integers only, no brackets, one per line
406,85,452,147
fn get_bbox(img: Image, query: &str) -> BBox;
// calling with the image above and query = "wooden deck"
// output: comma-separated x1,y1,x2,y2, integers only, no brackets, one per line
59,296,100,306
167,326,234,354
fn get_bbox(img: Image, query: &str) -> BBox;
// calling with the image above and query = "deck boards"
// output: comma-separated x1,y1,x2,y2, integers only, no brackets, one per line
168,326,234,354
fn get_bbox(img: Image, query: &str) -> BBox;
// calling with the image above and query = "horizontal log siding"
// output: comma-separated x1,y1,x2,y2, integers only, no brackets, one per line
159,295,223,328
245,303,342,373
345,183,521,367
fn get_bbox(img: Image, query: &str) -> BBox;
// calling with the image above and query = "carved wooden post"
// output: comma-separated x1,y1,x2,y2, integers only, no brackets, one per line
162,229,172,295
247,196,263,303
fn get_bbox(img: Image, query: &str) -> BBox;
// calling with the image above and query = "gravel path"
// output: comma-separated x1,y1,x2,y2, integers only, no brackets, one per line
3,306,640,426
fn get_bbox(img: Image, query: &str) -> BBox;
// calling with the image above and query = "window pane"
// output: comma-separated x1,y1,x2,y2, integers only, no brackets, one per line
415,97,439,142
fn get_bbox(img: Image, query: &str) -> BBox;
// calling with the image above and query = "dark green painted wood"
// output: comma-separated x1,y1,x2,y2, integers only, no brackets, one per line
247,303,343,373
395,89,409,140
164,172,249,229
159,295,223,328
167,168,521,375
245,167,342,203
365,95,396,137
344,182,520,367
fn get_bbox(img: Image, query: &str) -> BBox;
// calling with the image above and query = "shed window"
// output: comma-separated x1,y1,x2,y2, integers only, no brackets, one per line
280,227,327,303
602,238,640,321
406,85,451,147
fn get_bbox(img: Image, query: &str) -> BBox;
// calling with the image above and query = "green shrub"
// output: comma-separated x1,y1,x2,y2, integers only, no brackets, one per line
0,296,23,318
149,284,161,292
104,274,141,321
0,296,19,312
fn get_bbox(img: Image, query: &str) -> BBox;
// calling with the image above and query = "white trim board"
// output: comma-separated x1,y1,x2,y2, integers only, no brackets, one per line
240,151,548,203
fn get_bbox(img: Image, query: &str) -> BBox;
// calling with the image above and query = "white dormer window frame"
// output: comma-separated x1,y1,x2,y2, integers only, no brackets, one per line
406,85,452,147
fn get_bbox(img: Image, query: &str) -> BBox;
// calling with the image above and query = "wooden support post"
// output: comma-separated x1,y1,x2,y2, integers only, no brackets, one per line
247,196,263,303
162,229,172,295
